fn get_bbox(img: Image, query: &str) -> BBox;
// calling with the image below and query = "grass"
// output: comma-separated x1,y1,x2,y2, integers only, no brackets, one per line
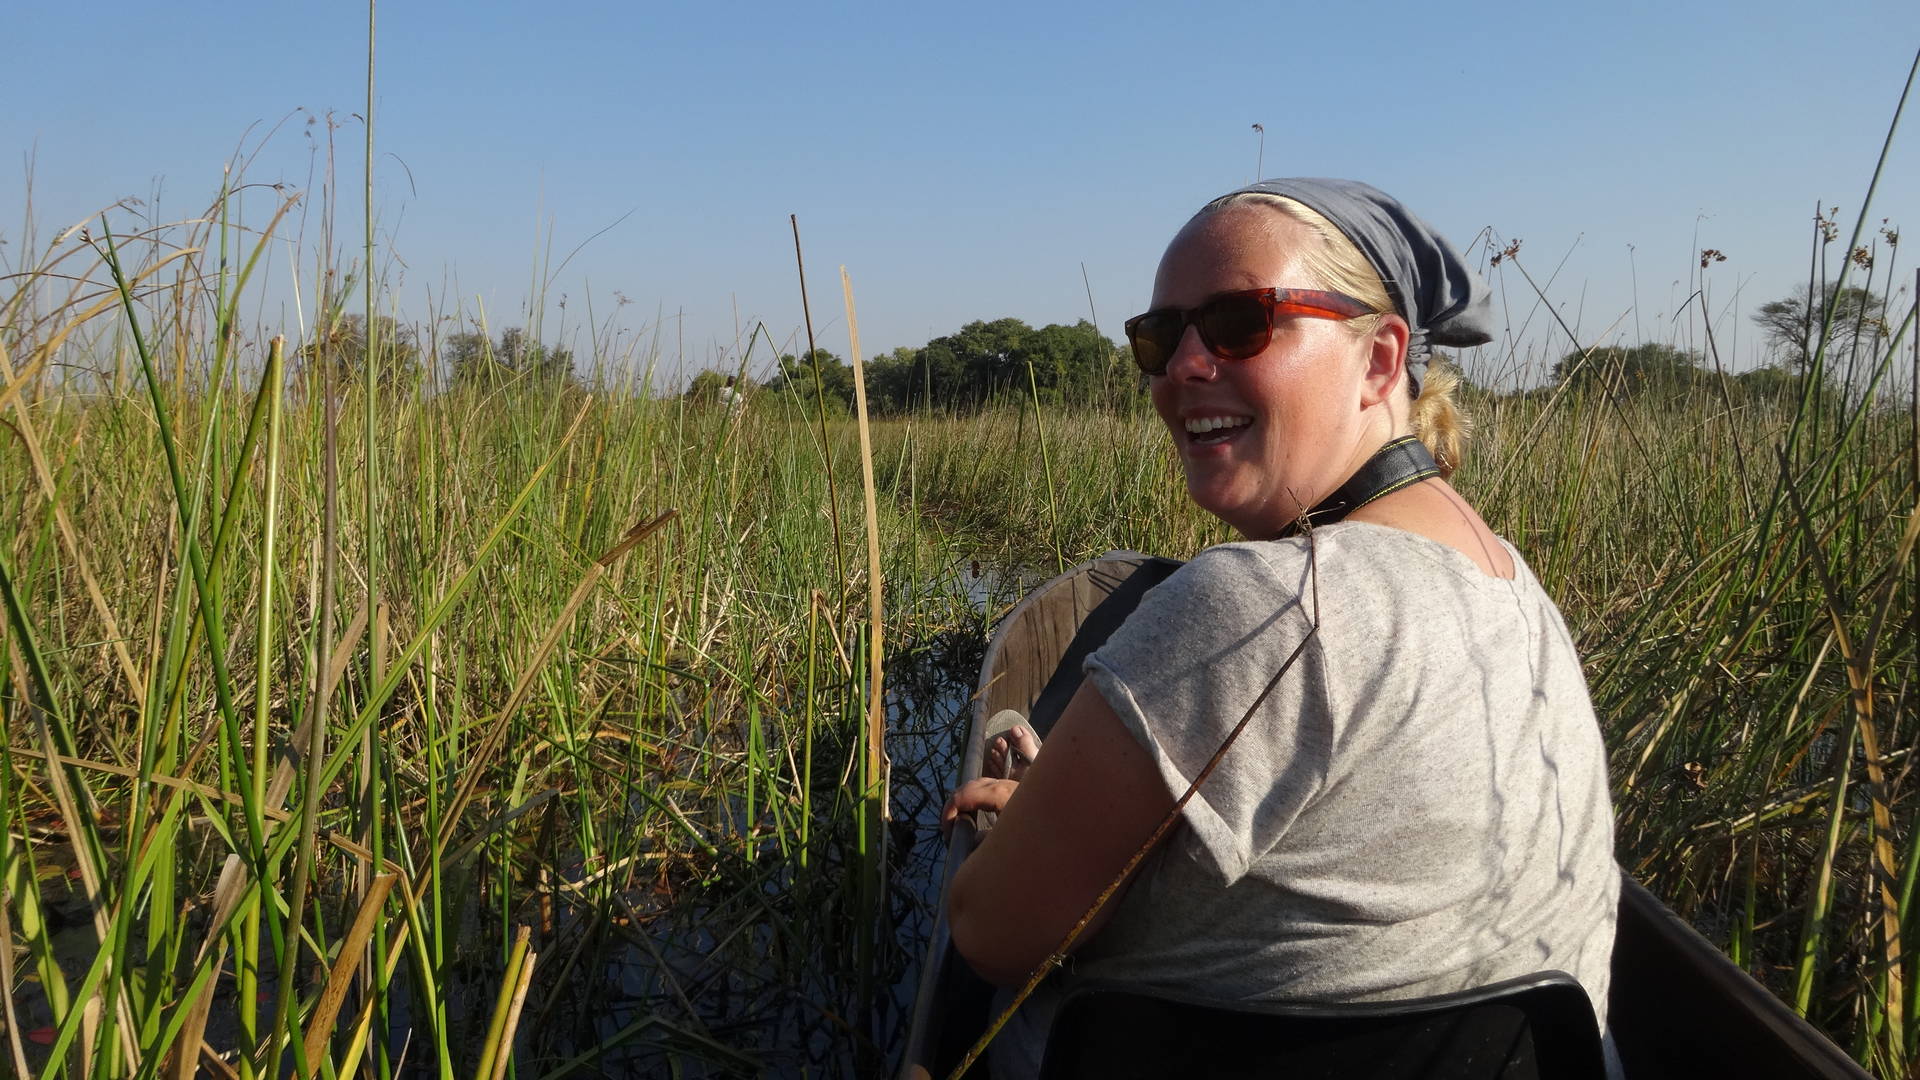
1,188,985,1074
4,86,1920,1080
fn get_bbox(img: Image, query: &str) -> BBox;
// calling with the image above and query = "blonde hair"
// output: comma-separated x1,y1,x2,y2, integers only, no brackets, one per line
1197,192,1471,477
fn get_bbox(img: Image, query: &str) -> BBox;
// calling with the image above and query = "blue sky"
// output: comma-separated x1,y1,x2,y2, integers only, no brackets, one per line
5,1,1916,387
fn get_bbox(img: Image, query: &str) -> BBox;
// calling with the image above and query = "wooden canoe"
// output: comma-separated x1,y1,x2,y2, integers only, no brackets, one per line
899,553,1871,1079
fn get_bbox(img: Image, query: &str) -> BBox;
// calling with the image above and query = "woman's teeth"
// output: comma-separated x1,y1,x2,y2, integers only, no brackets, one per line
1184,416,1252,436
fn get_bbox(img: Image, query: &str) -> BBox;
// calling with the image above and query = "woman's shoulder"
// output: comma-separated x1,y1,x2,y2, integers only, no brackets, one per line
1176,539,1301,583
1095,543,1315,669
1154,540,1320,615
1133,524,1548,651
1178,524,1496,590
1291,521,1542,593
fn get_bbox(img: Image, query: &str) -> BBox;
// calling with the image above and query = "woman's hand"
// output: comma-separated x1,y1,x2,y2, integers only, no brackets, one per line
947,683,1176,985
941,777,1020,839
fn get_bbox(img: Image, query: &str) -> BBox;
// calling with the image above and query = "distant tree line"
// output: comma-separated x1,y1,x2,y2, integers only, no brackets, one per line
442,326,576,387
689,317,1137,414
297,316,577,392
300,282,1901,413
1543,342,1805,407
1533,278,1901,408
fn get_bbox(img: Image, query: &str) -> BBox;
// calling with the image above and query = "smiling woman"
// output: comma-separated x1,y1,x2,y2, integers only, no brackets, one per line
942,178,1622,1077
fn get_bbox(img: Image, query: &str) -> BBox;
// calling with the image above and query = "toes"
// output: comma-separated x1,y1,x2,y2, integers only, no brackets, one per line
1009,726,1042,764
985,735,1010,779
981,714,1041,782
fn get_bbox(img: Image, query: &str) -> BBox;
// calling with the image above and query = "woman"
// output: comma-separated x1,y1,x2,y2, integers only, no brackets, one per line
942,179,1619,1071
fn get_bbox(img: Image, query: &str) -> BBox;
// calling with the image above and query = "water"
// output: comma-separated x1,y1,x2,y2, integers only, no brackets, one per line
492,557,1028,1076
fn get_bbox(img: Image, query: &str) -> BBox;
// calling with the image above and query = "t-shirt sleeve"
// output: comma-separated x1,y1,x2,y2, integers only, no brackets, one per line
1083,543,1331,886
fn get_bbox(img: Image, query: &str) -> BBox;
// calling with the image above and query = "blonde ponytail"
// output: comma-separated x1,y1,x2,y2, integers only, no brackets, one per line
1410,361,1469,477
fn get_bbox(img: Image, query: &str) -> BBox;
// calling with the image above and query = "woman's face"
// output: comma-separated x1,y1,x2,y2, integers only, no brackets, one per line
1148,205,1400,539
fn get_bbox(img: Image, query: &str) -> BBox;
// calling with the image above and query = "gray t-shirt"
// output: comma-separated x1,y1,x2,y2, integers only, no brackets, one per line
1075,522,1618,1029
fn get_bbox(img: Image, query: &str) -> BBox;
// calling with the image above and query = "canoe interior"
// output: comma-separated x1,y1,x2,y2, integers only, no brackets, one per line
975,554,1181,743
899,555,1870,1080
1610,879,1870,1078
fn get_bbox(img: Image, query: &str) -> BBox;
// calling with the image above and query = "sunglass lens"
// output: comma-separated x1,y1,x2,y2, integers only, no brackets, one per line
1128,312,1183,374
1194,294,1271,360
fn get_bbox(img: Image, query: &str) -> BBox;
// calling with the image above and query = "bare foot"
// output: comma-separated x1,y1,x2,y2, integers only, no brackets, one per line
985,722,1042,782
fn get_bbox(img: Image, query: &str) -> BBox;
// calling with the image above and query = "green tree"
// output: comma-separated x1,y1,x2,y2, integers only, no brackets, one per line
1752,283,1890,374
1023,319,1124,406
862,346,921,413
1723,366,1806,409
908,337,970,411
685,369,758,403
443,326,576,387
496,327,575,384
766,348,854,412
443,329,495,384
299,313,421,392
753,319,1128,415
1550,343,1702,399
902,318,1126,411
947,317,1033,402
685,370,727,403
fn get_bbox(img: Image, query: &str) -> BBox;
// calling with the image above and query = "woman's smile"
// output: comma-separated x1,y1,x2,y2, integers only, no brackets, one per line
1181,413,1254,448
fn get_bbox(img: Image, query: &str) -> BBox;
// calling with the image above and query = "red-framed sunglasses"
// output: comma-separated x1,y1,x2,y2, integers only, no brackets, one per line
1124,287,1376,376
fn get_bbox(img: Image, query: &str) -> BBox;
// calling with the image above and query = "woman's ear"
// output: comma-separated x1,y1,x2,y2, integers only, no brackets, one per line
1358,314,1411,408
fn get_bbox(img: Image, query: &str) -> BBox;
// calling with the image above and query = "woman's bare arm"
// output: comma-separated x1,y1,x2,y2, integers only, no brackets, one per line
947,682,1175,985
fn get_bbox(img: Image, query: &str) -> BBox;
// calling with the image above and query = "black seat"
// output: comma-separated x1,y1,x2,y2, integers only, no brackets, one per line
1038,970,1605,1080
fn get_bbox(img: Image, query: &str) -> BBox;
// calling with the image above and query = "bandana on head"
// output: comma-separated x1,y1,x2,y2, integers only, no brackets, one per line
1217,178,1493,396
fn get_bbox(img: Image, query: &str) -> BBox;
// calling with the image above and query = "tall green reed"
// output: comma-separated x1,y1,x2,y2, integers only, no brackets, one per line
1,169,950,1076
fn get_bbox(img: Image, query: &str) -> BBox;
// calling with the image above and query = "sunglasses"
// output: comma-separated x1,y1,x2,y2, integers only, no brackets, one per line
1124,287,1375,376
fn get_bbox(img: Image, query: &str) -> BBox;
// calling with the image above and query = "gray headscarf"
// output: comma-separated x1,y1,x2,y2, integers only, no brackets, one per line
1215,178,1493,396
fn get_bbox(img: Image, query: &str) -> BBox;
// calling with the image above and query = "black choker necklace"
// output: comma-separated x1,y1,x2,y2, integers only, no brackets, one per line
1280,435,1440,538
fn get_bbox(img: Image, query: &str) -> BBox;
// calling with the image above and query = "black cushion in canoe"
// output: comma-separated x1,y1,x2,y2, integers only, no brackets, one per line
1038,970,1604,1080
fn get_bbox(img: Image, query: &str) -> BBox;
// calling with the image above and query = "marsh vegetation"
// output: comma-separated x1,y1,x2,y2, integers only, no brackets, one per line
3,143,1918,1080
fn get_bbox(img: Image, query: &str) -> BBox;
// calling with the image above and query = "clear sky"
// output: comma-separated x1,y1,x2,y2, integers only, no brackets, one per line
5,1,1917,388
